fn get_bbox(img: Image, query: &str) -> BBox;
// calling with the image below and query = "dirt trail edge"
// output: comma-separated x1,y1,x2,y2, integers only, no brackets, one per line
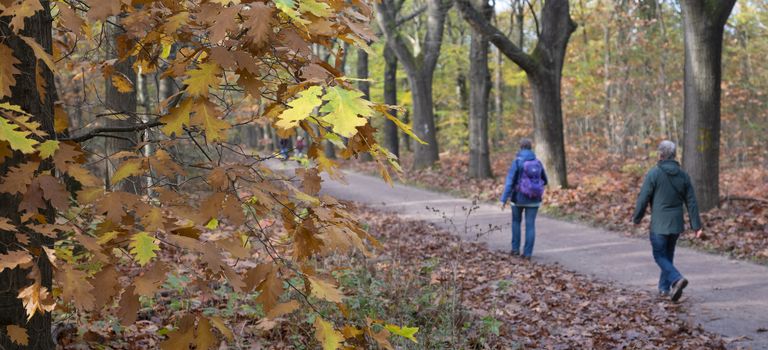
273,161,768,348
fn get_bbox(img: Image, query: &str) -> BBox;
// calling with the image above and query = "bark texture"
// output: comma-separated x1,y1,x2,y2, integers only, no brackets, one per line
0,2,56,348
680,0,736,211
456,0,575,188
105,19,139,193
468,0,493,178
383,45,399,158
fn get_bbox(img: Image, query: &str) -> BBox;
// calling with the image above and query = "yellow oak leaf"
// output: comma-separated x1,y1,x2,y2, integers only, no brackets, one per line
37,140,58,159
0,43,21,99
111,158,144,185
314,317,343,350
307,275,344,303
299,0,332,17
53,105,69,133
276,85,323,130
384,324,419,343
129,232,160,266
183,63,221,97
0,116,38,154
191,100,229,142
160,98,193,136
320,86,373,137
6,325,28,346
111,72,134,93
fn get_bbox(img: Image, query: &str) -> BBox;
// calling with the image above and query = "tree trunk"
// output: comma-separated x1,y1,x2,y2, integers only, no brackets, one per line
374,0,449,169
105,19,139,193
357,48,373,162
492,45,503,147
680,0,736,211
383,45,399,158
0,2,57,348
409,73,439,168
468,0,493,178
529,71,567,188
456,0,574,188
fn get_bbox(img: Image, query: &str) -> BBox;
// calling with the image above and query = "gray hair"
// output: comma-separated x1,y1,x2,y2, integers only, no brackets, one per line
658,140,676,160
520,138,532,150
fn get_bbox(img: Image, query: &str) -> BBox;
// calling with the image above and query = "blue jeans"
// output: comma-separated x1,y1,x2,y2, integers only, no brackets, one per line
512,206,539,257
649,232,683,293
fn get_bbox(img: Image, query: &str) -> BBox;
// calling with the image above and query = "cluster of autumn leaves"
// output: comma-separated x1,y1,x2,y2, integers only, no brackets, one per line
0,0,417,348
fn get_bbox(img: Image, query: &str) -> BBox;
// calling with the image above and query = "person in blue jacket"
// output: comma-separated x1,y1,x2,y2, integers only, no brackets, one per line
500,139,548,260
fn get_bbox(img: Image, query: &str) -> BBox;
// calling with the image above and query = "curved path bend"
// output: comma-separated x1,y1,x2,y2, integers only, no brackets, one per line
272,161,768,349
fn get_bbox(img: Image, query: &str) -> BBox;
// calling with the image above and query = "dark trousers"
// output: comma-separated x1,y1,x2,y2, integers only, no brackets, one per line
512,206,539,257
649,232,683,292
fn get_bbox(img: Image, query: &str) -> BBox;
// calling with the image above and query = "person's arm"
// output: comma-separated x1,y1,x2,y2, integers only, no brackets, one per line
684,173,703,231
541,161,549,186
632,171,654,224
500,161,518,205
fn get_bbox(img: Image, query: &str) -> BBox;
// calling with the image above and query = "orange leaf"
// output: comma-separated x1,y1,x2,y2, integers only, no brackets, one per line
57,265,95,311
6,325,28,346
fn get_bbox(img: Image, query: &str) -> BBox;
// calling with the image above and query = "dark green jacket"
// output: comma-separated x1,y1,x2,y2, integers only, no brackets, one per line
632,160,702,234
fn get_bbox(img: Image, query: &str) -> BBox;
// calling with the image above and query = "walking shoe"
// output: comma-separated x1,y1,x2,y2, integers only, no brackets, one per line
521,255,531,261
509,250,520,257
658,290,670,299
670,278,688,302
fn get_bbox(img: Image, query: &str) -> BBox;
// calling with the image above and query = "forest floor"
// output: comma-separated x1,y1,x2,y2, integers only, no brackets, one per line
289,157,768,349
340,149,768,264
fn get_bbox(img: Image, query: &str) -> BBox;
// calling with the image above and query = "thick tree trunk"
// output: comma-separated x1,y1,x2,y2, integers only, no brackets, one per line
529,71,567,188
409,73,439,168
0,2,56,349
383,45,399,158
680,0,736,211
456,0,574,188
468,0,493,178
105,19,139,193
357,49,373,162
374,0,449,169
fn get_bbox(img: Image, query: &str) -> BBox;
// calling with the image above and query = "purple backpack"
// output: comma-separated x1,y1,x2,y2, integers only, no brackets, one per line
516,159,545,200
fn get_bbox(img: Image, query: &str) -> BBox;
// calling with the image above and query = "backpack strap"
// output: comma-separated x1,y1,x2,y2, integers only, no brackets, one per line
657,165,685,202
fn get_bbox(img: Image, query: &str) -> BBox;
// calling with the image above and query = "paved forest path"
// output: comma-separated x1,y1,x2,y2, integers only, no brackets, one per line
273,161,768,348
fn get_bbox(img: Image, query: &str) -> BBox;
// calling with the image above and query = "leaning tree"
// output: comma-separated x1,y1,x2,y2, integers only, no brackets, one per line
456,0,575,188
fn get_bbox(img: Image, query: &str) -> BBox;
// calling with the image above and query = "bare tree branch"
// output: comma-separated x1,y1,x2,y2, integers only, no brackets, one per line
65,120,163,142
455,0,540,74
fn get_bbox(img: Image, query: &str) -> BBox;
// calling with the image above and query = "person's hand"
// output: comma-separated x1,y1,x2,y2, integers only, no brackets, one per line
501,202,507,211
695,229,703,239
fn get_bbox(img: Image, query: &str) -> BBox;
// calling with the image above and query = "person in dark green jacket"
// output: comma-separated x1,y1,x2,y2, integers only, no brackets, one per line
633,140,703,302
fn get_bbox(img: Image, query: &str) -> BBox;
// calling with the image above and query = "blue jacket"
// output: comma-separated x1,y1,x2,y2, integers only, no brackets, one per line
500,149,548,206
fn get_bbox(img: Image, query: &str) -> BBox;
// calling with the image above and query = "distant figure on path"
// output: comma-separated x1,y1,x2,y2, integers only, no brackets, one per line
633,140,703,302
279,138,290,160
295,136,305,157
500,138,548,260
